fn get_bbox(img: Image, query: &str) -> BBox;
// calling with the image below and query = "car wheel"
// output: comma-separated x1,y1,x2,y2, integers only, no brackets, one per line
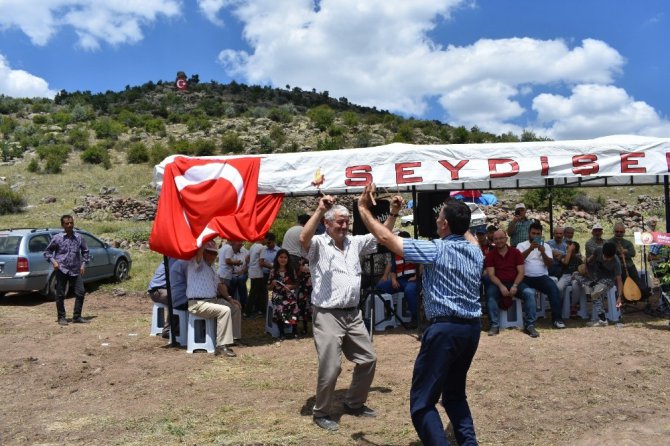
114,258,130,282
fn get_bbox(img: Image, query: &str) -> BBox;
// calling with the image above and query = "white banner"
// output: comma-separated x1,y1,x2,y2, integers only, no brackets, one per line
154,135,670,196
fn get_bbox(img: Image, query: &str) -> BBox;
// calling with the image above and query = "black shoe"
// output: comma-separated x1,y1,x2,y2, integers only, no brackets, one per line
215,346,236,357
488,326,499,336
232,339,247,347
343,403,377,418
524,325,540,338
313,416,338,431
72,317,90,324
57,317,68,326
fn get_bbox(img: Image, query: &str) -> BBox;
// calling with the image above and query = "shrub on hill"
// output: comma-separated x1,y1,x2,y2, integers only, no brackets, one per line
0,185,25,215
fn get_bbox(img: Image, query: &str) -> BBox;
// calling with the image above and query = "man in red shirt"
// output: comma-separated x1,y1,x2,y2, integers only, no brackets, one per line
484,230,539,337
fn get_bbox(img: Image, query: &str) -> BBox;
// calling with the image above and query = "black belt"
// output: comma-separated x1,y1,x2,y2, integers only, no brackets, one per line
430,316,479,325
149,287,165,293
188,297,215,301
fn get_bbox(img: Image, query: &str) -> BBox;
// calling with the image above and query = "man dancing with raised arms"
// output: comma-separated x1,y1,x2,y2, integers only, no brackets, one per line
357,184,483,446
300,193,399,432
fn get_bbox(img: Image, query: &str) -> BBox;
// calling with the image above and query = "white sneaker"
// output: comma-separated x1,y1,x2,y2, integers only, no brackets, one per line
552,320,566,329
586,319,608,327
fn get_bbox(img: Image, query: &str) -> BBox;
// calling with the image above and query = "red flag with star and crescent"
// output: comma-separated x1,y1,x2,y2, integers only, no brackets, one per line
149,156,283,259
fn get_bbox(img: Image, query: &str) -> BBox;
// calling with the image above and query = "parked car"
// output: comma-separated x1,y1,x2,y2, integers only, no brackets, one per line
400,202,487,229
0,228,132,299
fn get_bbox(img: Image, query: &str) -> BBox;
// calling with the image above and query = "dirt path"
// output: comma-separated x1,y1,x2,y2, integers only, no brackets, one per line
1,291,669,445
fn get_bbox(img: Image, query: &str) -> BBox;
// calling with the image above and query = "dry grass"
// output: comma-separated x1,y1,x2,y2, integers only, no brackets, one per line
1,291,670,445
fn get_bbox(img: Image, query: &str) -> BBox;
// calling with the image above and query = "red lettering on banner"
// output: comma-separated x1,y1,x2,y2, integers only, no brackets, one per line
488,159,519,178
344,165,372,186
540,156,549,176
438,160,469,180
572,155,599,176
666,153,670,172
396,162,423,184
620,153,646,174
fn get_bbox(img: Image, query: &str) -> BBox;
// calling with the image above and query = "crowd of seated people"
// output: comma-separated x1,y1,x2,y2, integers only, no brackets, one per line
148,204,665,347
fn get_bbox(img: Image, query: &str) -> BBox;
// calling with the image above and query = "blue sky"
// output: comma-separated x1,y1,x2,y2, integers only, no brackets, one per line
1,0,669,140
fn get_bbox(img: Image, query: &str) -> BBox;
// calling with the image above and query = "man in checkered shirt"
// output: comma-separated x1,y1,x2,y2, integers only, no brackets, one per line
300,194,400,432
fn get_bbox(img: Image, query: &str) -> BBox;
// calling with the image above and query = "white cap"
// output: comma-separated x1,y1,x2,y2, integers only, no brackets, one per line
515,203,526,210
204,240,218,253
592,223,603,230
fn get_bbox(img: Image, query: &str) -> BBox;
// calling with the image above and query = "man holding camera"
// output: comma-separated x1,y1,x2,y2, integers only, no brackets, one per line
507,203,531,247
517,222,566,329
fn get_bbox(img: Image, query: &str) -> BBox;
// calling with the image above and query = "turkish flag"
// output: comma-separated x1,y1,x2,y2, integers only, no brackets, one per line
149,156,283,259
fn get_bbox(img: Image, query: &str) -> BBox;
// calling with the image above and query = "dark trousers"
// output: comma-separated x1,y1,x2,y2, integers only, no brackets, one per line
246,277,267,315
410,319,481,446
55,270,85,319
225,275,248,306
523,275,563,322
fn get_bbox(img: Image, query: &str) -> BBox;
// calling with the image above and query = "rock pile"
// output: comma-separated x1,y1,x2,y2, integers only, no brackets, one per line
73,194,157,221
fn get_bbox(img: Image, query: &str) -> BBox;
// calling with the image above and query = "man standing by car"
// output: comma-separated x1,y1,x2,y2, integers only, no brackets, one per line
44,214,90,326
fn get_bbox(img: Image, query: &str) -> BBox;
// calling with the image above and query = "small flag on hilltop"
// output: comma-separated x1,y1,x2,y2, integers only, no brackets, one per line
175,71,188,91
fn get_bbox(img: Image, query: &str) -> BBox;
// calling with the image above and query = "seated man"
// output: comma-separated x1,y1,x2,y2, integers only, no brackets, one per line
187,240,242,357
376,231,419,327
147,259,172,337
218,240,249,308
610,223,648,300
571,242,623,326
484,230,538,337
517,222,566,329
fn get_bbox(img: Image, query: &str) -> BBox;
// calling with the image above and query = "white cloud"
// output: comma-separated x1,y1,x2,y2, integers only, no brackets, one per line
211,0,670,139
0,54,57,98
197,0,231,26
533,84,670,140
0,0,181,50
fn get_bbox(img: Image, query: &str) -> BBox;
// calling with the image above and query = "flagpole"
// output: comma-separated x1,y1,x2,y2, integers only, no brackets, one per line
163,255,177,348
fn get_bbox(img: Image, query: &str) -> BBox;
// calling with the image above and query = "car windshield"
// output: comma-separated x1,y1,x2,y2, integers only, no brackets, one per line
0,235,23,255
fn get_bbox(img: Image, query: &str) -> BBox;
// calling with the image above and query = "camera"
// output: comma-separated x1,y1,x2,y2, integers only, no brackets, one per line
514,208,522,216
533,236,543,244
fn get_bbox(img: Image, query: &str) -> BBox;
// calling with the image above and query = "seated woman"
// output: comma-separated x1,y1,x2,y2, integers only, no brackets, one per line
375,231,418,327
267,248,298,340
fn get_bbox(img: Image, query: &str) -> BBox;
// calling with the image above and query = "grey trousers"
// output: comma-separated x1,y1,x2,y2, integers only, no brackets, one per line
312,306,377,418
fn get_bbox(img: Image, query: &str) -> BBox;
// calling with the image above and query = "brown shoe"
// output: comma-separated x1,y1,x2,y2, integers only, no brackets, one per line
215,346,237,357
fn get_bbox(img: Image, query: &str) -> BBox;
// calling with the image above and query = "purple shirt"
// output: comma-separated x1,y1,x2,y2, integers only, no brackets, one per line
44,232,90,276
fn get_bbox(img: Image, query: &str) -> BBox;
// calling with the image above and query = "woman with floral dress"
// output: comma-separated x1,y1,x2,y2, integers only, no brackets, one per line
267,249,298,339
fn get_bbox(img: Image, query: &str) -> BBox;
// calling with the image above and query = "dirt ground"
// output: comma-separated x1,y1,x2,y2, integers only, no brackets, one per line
1,290,670,446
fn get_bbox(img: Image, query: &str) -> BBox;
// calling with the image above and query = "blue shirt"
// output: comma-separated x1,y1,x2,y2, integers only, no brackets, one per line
403,235,483,320
169,259,189,308
44,231,90,276
148,263,166,290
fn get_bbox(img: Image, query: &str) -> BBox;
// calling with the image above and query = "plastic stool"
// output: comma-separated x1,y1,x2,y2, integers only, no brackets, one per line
499,297,524,329
577,290,589,319
265,301,293,338
364,293,396,331
169,309,189,347
562,286,572,320
391,292,412,323
186,314,216,354
605,287,620,322
150,302,167,336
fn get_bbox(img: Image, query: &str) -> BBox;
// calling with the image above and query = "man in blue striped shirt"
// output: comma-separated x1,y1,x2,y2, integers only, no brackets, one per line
357,185,483,446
